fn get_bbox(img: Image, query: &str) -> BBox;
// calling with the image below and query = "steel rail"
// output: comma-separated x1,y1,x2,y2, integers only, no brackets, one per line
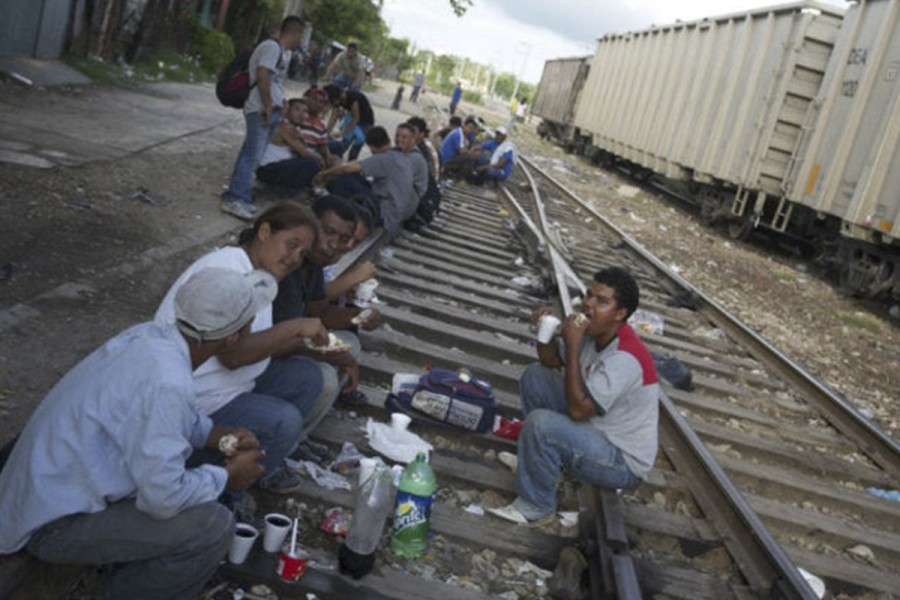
515,156,820,598
518,154,900,480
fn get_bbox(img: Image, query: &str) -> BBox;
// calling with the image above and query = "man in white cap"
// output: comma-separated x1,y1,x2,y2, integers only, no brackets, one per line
469,126,516,185
0,267,274,599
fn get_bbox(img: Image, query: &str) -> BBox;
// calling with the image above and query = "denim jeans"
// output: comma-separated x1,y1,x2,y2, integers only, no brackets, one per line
256,156,321,193
222,110,282,205
210,356,323,482
516,363,641,519
27,500,233,600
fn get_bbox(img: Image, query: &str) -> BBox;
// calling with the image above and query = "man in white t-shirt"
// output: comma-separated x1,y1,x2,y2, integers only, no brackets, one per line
221,16,304,221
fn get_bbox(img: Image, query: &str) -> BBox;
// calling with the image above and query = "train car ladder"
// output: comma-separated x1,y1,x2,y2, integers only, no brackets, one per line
771,196,794,232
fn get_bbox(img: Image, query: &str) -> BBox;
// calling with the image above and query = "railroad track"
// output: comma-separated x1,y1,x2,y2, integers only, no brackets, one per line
219,153,898,599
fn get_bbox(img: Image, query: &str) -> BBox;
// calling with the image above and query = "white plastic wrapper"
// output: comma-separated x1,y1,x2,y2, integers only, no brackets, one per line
365,418,433,464
629,309,665,336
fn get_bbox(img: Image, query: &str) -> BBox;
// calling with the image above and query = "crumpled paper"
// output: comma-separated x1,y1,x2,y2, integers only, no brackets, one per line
365,417,433,464
285,458,351,491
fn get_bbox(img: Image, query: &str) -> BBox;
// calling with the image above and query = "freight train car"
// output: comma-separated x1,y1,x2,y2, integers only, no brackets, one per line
532,56,590,147
783,0,900,298
536,1,900,301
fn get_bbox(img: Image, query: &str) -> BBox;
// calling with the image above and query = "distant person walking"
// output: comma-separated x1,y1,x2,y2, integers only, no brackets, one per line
410,72,424,103
220,16,304,221
449,82,462,116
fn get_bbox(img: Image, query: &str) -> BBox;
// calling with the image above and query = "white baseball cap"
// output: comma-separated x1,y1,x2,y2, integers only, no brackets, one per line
174,268,277,342
495,126,508,136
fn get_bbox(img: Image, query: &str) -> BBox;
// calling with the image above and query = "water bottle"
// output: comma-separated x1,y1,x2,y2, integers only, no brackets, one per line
390,452,437,559
339,460,394,579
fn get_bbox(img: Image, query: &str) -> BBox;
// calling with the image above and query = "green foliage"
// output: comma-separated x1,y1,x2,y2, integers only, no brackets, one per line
376,37,413,75
838,311,881,333
190,27,235,74
492,72,517,98
303,0,387,48
449,0,474,16
434,55,457,86
65,50,215,86
462,90,482,104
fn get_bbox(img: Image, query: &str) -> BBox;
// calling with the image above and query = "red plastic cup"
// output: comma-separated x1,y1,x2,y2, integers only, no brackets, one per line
276,548,308,582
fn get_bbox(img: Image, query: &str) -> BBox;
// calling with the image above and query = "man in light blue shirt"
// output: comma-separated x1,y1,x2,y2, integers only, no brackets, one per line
439,116,479,179
0,268,274,599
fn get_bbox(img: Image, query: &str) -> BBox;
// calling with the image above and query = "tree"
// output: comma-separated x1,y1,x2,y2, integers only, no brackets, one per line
434,55,457,86
449,0,473,16
376,37,413,76
303,0,387,48
492,72,517,99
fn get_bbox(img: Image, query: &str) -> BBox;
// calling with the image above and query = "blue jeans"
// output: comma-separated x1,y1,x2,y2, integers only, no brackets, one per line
222,110,282,205
515,363,641,519
27,500,233,600
210,356,323,482
256,156,321,193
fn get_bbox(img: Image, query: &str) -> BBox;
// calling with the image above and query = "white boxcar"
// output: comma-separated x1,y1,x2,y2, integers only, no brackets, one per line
785,0,900,246
533,56,590,127
573,1,844,198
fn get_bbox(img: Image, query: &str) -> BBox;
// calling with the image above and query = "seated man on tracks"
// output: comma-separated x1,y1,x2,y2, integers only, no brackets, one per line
255,97,325,194
439,116,480,180
312,126,418,234
489,267,659,525
467,126,516,186
0,268,269,598
273,195,382,417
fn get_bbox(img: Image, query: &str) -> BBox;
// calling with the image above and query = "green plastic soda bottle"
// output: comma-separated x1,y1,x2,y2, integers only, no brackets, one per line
390,452,437,558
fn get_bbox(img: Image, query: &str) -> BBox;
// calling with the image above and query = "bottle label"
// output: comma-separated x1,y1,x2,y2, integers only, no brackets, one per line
392,491,432,535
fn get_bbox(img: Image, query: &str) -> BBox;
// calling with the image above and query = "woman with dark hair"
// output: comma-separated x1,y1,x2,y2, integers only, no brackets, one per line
155,202,328,502
323,84,375,160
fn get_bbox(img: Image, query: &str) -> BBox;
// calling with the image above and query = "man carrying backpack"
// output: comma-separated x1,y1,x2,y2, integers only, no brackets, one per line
221,16,305,221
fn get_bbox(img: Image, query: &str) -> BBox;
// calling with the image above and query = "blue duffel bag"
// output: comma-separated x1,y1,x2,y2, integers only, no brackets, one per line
388,368,497,434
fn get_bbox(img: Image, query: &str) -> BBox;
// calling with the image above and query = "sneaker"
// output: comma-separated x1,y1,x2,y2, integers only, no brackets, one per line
289,443,329,467
257,465,304,494
498,451,518,473
487,503,554,527
548,546,588,600
299,439,332,459
220,199,256,221
337,388,369,407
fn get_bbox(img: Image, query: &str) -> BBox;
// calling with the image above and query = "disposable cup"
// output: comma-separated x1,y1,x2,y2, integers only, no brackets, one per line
358,457,377,487
228,523,258,565
277,547,309,581
391,412,412,432
536,315,562,344
263,513,292,553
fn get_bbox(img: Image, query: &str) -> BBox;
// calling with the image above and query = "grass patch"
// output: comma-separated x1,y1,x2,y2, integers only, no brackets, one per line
774,270,797,283
837,311,881,334
65,50,216,87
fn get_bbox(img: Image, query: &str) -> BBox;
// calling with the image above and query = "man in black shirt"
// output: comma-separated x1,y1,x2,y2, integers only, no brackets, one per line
324,85,375,160
273,196,382,436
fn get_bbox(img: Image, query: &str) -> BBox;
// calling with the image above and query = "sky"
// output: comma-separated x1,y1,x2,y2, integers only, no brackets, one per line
380,0,849,84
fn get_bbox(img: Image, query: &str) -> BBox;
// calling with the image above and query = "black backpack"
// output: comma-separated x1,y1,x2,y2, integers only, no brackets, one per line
216,40,281,109
403,143,442,232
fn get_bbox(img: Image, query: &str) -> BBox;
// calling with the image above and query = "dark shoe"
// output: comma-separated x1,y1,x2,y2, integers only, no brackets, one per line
337,388,369,407
257,465,304,494
289,442,329,467
549,546,588,600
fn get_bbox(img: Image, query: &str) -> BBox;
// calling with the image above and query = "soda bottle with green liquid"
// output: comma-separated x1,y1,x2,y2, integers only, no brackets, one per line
390,452,436,558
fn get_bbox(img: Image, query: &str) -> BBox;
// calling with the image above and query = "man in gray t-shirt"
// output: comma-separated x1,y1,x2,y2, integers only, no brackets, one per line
220,17,304,221
489,267,660,526
312,126,418,233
